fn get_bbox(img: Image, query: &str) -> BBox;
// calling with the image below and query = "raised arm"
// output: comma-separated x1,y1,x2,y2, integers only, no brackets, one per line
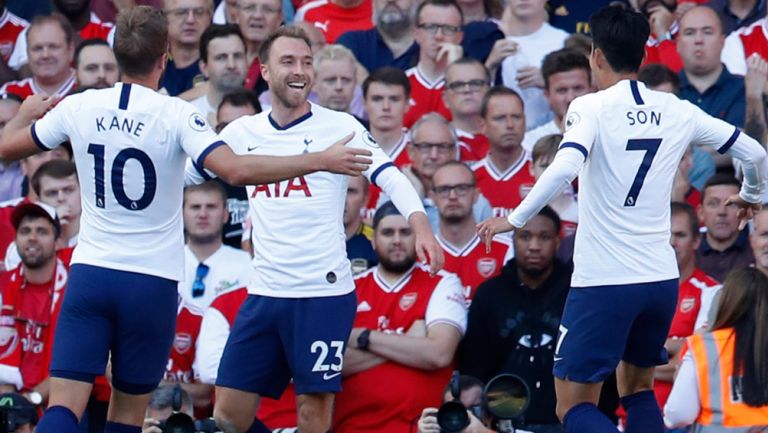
0,94,60,161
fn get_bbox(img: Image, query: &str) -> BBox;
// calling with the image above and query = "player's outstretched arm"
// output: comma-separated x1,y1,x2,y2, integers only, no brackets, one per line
202,133,373,186
0,94,59,161
477,217,516,253
409,212,444,274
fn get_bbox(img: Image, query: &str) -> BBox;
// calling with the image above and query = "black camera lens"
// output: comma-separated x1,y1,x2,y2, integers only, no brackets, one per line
437,400,470,433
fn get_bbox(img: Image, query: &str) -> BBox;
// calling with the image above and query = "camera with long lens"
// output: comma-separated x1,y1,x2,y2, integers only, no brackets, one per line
437,372,531,433
0,394,38,433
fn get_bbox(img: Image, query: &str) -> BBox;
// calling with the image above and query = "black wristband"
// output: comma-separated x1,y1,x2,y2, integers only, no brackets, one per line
357,329,372,351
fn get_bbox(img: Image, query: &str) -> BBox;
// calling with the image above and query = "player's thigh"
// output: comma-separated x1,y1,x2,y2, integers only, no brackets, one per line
216,294,292,398
109,270,178,394
106,388,153,426
554,284,645,384
621,278,678,393
213,386,262,432
284,291,356,395
50,264,115,383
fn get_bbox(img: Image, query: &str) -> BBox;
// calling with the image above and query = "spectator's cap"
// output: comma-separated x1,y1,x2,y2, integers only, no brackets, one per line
11,202,61,237
0,393,38,425
373,201,403,229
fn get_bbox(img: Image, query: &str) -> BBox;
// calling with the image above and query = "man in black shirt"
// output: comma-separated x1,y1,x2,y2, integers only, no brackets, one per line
459,206,571,433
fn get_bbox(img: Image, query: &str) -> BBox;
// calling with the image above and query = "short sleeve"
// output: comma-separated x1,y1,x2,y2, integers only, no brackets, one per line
425,273,468,334
559,95,599,159
31,96,73,151
176,101,222,168
215,118,251,156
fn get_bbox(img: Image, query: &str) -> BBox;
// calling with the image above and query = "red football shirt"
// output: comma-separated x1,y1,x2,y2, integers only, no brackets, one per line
165,303,203,384
0,9,27,63
472,153,536,217
437,234,510,302
403,66,452,128
295,0,373,43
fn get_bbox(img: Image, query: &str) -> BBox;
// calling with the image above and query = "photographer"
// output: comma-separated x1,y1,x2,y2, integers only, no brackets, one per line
417,375,494,433
0,393,37,433
142,385,194,433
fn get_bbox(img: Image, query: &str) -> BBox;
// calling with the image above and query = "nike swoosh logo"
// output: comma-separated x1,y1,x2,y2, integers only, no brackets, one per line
323,371,341,380
247,145,258,151
553,356,563,362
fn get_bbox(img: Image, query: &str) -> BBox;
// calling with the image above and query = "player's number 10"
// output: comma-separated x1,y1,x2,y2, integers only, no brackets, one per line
87,143,157,211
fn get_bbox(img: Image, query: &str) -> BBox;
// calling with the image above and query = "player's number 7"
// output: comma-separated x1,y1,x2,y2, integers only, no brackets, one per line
624,138,662,207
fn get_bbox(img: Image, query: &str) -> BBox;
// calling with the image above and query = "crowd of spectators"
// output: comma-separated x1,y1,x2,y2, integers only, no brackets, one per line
0,0,767,432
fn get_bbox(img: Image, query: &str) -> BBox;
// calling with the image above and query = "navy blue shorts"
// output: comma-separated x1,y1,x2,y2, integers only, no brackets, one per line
50,264,178,394
553,279,678,383
216,291,356,397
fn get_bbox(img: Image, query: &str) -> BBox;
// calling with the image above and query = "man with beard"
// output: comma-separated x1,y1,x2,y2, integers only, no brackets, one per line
8,0,115,72
459,206,571,433
74,39,118,89
0,202,67,409
180,181,252,311
333,201,466,433
1,15,77,100
211,25,441,433
190,24,247,124
433,161,511,303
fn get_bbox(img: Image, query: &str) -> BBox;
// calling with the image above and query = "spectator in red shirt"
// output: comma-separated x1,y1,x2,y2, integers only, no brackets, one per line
294,0,373,43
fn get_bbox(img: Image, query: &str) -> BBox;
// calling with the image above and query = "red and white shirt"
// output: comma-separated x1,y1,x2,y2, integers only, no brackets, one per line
165,301,203,384
403,66,451,128
722,18,768,76
8,13,115,70
437,234,512,303
196,287,297,428
333,264,466,433
364,133,411,220
294,0,373,43
0,9,27,64
456,128,489,163
472,153,536,217
0,258,68,391
0,197,26,269
0,73,77,100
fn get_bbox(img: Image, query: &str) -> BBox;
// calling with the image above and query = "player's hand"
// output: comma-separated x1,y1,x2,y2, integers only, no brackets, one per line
648,5,674,40
410,213,444,274
18,94,59,122
436,43,463,67
745,53,768,98
725,194,762,230
477,217,515,253
141,418,162,433
318,133,373,175
516,66,544,89
485,39,518,71
417,408,441,433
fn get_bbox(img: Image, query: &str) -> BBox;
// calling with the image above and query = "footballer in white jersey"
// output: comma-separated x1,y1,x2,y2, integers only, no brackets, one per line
478,7,766,433
0,8,382,433
214,26,442,433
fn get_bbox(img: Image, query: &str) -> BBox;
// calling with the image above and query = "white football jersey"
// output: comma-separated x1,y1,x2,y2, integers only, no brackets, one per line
32,82,219,280
218,103,404,298
562,80,747,287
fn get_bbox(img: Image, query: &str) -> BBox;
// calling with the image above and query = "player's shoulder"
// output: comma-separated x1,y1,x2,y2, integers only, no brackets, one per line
415,263,461,284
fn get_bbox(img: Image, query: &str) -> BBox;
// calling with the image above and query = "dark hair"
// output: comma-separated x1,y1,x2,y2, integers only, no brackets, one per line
0,93,22,104
638,64,680,94
713,267,768,406
219,89,262,114
362,67,411,99
541,48,591,90
442,375,484,402
114,6,168,77
446,57,491,84
372,201,402,229
200,24,245,63
416,0,464,26
531,134,563,163
589,5,650,73
534,205,561,234
258,25,312,64
480,86,522,118
31,159,77,197
147,384,193,412
184,180,228,206
670,201,699,239
74,38,111,67
701,174,740,204
28,13,75,45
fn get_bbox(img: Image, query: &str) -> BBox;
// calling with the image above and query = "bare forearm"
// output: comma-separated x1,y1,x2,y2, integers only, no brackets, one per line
368,331,455,370
343,348,385,376
744,95,767,143
207,148,324,186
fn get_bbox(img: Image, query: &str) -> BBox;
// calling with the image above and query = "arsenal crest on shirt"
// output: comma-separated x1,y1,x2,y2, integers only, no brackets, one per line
476,258,498,278
679,297,696,314
399,293,418,311
173,333,193,354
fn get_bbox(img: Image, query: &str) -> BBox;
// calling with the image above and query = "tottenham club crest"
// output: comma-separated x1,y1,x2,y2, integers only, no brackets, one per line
477,258,498,278
188,113,209,132
565,112,581,131
362,131,380,148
